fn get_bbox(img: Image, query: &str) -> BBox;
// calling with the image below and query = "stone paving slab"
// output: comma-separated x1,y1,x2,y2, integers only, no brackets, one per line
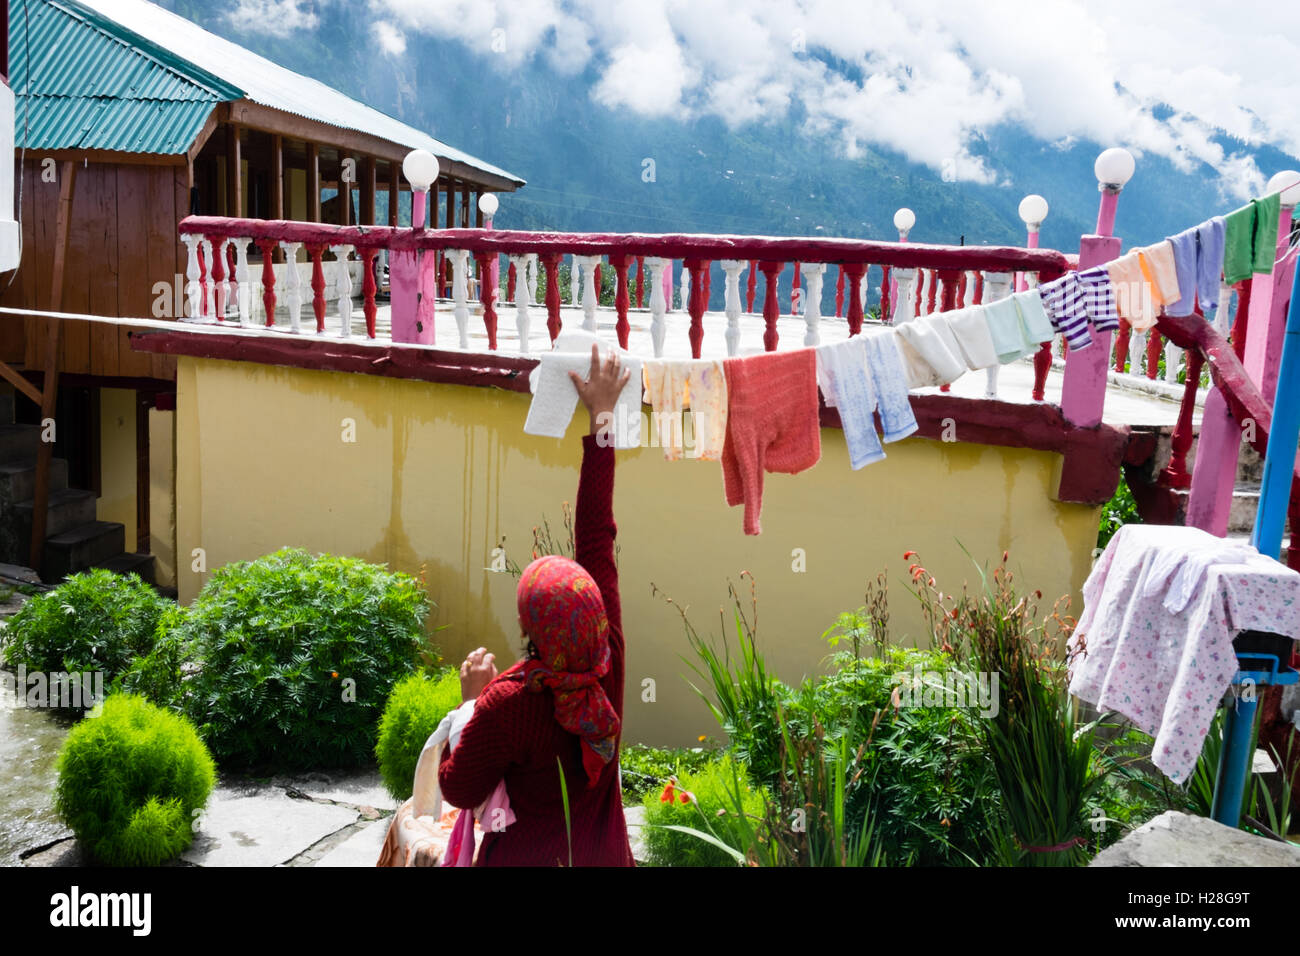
1091,811,1300,867
274,770,397,812
183,790,359,867
313,820,389,867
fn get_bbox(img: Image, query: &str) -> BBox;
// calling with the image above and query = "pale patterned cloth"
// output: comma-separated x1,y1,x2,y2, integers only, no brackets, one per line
642,359,728,461
1069,524,1300,784
817,336,885,468
376,699,514,867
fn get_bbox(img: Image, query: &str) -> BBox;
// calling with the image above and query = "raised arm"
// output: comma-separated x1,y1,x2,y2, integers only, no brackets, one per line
568,346,628,715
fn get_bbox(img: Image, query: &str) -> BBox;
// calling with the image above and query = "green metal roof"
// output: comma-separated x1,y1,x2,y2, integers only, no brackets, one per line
10,0,239,153
7,0,525,185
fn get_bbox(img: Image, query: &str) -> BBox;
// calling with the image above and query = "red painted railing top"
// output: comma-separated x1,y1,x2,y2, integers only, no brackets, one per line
179,216,1071,278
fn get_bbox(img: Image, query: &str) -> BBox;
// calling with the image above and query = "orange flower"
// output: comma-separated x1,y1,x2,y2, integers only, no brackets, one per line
660,778,680,803
1002,550,1009,563
697,735,707,743
903,551,917,560
911,566,926,582
940,817,952,828
331,671,339,679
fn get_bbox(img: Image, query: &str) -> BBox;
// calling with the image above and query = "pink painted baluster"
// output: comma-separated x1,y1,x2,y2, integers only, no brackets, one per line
227,241,238,316
879,266,891,323
843,263,866,336
609,254,631,349
956,271,967,308
913,268,924,317
507,261,517,303
1160,347,1205,489
198,241,209,317
635,256,645,309
791,262,801,315
593,263,603,305
1113,319,1132,373
973,272,984,304
685,258,708,358
475,251,498,350
759,260,782,351
1145,328,1162,380
746,260,758,313
256,238,277,326
542,252,562,342
210,236,227,320
361,247,378,339
306,243,327,332
937,269,960,393
1231,281,1252,362
835,266,845,318
926,269,939,315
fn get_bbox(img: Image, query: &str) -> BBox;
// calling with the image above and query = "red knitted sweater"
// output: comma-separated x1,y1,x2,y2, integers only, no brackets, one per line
439,435,634,866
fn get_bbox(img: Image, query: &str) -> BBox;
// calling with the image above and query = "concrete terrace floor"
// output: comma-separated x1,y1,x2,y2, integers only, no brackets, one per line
230,298,1195,429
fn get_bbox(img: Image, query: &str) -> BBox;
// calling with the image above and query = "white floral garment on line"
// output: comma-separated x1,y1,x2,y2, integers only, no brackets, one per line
1069,524,1300,784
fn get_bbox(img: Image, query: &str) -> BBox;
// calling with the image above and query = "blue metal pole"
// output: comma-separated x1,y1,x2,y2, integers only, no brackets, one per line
1252,258,1300,559
1210,695,1258,827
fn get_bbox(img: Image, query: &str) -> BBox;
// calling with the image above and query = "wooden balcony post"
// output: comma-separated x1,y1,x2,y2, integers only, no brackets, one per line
29,160,76,574
360,156,376,227
307,142,321,223
226,123,242,217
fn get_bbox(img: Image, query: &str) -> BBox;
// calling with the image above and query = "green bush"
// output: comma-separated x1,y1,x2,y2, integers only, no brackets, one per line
620,744,716,801
375,668,463,801
641,756,765,867
179,548,429,769
113,605,191,710
55,694,215,866
0,569,172,685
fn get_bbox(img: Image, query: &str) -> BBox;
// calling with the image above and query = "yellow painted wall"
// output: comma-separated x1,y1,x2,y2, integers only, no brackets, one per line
149,408,177,589
97,388,137,553
174,357,1101,746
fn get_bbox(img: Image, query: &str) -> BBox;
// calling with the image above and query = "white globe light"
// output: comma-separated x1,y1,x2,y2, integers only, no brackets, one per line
1018,194,1049,227
893,207,916,232
1266,169,1300,207
1094,147,1135,188
402,149,439,191
478,193,499,217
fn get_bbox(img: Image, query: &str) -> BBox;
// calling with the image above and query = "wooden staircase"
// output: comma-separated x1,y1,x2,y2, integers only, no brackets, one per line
0,392,153,583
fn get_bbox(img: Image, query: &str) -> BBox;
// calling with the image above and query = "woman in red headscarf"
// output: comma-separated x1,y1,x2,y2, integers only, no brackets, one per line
439,345,635,866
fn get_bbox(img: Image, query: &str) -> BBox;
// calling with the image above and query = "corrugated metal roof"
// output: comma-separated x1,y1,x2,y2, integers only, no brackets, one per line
13,0,524,184
10,0,236,152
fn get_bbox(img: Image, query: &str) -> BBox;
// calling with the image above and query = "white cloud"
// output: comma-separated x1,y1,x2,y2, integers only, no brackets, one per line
364,0,1300,193
224,0,318,39
372,21,406,56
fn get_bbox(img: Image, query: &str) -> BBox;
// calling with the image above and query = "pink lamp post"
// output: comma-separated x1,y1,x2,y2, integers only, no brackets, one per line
391,148,439,345
1059,147,1134,426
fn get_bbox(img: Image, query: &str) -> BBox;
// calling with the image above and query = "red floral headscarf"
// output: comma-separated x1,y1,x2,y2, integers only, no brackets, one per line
516,555,619,787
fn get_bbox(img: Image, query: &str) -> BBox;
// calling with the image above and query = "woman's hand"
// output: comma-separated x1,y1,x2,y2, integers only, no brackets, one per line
569,344,632,437
459,647,498,702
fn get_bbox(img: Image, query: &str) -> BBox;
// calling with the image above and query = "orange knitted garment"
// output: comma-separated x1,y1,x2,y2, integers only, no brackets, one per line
721,349,822,535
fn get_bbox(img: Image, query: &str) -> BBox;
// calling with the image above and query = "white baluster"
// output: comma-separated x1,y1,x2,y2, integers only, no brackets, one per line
571,255,581,306
182,235,203,321
1129,329,1146,376
213,238,231,319
859,266,869,315
892,268,918,324
802,262,826,347
279,241,302,333
451,249,471,349
1213,282,1233,336
981,271,1014,400
680,266,691,314
720,260,746,356
1164,341,1182,385
233,238,253,326
576,255,599,332
510,254,533,353
525,253,538,303
647,257,668,357
201,239,217,318
331,244,354,338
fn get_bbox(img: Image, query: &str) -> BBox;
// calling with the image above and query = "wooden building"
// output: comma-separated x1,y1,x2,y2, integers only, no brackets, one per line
0,0,523,581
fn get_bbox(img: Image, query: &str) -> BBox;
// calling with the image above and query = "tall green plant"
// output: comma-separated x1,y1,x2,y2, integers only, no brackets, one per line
915,549,1104,865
